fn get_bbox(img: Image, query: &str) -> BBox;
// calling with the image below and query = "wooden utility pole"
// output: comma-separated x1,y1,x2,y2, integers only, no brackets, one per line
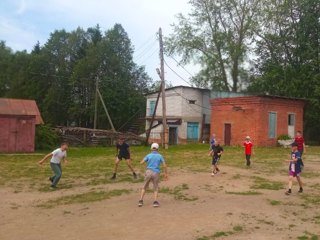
93,75,116,132
159,28,168,149
93,77,98,129
97,88,116,132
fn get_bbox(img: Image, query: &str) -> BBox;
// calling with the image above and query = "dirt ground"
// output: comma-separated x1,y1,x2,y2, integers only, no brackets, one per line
1,160,320,240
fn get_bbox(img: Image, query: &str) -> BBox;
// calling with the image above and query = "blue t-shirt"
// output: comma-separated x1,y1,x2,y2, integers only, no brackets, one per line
210,138,216,149
143,151,165,173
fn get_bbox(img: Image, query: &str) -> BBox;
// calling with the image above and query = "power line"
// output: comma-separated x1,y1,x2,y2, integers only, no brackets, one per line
169,55,194,78
134,34,157,53
163,59,193,86
134,39,158,61
136,47,158,66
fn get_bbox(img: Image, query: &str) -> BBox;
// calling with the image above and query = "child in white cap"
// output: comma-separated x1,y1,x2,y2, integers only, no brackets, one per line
138,143,168,207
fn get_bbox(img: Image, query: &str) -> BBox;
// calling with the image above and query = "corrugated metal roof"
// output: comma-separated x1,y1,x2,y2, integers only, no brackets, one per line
0,98,44,124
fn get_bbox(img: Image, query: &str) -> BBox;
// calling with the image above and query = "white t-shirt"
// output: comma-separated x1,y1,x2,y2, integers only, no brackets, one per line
50,148,67,164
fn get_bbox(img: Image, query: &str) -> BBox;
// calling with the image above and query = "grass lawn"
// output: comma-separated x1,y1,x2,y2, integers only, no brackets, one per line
0,144,319,188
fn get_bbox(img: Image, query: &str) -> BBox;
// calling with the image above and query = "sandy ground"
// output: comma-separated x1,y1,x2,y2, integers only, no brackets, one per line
1,162,320,240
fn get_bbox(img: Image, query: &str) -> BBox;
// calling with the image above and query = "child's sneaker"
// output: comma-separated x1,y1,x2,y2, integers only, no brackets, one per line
153,201,160,207
138,200,143,207
110,173,116,180
285,189,292,195
298,187,303,193
211,172,215,177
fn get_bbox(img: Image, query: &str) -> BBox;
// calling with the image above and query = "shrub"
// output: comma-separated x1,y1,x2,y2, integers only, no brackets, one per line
35,125,60,150
277,134,292,140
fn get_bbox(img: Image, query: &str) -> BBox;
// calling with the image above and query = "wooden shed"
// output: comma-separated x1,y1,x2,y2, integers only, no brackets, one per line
0,98,43,153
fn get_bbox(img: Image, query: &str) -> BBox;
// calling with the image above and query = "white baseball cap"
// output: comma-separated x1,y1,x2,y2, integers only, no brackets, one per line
246,136,250,139
151,143,159,150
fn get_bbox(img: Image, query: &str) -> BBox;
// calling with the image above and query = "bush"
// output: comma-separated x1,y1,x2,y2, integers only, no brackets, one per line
277,134,292,140
35,125,60,150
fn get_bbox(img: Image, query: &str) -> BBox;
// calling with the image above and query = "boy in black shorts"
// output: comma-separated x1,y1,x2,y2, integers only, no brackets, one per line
110,138,137,180
208,140,223,176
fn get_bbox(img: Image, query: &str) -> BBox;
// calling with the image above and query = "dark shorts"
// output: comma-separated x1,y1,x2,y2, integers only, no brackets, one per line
117,154,130,160
212,156,220,165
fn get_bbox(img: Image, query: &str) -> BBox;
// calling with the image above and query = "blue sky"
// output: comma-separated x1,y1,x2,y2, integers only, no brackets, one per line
0,0,198,86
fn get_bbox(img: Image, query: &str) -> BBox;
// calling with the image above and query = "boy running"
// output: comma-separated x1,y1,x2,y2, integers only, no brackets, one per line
209,140,223,176
285,142,303,195
110,138,137,180
138,143,168,208
38,143,68,189
243,136,253,167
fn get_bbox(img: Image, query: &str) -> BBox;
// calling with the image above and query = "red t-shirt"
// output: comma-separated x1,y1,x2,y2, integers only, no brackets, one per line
243,141,253,155
294,137,304,152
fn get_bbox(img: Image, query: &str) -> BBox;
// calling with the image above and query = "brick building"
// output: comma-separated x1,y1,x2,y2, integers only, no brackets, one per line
210,95,305,146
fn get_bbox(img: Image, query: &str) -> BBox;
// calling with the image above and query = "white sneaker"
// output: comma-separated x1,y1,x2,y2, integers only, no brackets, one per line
211,172,215,176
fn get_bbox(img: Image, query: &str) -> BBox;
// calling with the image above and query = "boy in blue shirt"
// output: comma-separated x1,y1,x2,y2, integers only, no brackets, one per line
138,143,168,207
285,142,303,195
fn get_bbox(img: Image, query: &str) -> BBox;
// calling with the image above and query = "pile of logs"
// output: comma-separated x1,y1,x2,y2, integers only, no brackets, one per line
54,126,145,147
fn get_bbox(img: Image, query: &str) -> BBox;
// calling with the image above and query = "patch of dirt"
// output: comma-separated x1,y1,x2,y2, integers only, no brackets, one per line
1,163,320,240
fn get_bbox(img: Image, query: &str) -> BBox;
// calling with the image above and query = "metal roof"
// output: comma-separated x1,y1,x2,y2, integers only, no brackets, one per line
0,98,44,124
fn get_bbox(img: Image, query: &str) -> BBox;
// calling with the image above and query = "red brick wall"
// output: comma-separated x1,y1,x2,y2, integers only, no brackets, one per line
210,96,305,146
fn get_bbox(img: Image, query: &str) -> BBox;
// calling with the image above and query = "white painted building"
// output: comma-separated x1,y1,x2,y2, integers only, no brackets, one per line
145,86,211,144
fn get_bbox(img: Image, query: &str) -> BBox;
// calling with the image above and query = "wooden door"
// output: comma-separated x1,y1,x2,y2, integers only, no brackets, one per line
169,127,177,145
224,123,231,146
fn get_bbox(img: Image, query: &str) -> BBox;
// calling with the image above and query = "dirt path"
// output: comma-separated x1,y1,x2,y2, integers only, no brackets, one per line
1,165,320,240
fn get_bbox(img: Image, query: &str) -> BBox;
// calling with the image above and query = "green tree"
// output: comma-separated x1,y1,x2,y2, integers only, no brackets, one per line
95,24,151,129
0,41,13,96
0,24,151,131
166,0,261,91
248,0,320,141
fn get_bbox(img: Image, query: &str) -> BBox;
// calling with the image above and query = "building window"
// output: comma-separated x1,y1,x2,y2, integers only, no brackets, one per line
288,114,295,126
188,100,196,104
149,100,156,116
288,113,295,138
268,112,277,139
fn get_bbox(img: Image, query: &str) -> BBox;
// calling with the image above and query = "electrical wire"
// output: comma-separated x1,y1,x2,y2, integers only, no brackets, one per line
163,59,193,86
134,34,157,53
134,39,158,61
169,55,194,78
136,47,158,66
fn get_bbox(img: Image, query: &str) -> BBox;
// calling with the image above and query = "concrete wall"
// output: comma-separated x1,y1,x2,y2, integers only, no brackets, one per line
146,87,211,144
210,96,305,146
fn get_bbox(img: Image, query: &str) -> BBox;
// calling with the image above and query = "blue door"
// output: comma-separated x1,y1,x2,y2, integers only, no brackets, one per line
187,122,199,142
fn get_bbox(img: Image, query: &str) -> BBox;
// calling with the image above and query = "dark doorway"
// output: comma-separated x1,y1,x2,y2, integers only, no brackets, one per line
224,123,231,146
169,127,178,145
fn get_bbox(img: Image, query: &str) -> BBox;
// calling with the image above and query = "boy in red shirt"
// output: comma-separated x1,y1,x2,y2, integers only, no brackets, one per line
294,131,306,156
243,136,253,167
